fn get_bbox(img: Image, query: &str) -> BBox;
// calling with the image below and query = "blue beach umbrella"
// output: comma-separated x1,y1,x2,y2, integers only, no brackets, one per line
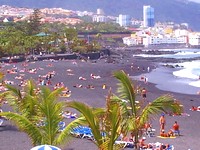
30,145,61,150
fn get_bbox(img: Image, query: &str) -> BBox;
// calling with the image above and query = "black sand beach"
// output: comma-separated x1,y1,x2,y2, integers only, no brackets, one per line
0,55,200,150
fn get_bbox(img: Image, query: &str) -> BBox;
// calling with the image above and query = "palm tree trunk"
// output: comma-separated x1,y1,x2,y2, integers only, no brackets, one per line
134,131,139,150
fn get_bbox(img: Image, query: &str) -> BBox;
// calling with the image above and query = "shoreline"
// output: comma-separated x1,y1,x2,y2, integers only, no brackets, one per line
132,65,200,95
0,55,200,150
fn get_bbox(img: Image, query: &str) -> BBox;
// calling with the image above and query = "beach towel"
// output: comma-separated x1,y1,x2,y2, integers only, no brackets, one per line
157,136,176,139
60,94,71,97
170,112,190,116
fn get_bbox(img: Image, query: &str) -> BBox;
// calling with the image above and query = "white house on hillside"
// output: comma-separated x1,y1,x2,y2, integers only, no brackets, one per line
93,15,107,22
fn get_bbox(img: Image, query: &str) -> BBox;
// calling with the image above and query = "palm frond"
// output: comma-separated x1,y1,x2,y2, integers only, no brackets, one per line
38,87,64,145
113,70,137,116
5,84,22,99
18,94,38,119
25,79,36,96
107,103,122,150
67,101,103,146
139,95,183,125
0,112,43,146
55,116,86,146
0,91,10,105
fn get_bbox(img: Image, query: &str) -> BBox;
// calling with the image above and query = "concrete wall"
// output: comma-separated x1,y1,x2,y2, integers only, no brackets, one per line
0,49,111,63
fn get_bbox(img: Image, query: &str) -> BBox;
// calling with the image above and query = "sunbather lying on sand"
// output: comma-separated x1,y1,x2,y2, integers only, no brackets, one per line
190,106,200,111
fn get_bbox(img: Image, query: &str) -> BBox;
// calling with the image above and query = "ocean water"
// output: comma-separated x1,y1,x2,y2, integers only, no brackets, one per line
132,49,200,95
133,49,200,59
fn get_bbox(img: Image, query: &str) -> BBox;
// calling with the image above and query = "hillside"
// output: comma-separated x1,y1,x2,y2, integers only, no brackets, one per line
1,0,200,30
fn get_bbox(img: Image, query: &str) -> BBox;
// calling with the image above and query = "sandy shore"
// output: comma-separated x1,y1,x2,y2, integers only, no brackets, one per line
0,56,200,150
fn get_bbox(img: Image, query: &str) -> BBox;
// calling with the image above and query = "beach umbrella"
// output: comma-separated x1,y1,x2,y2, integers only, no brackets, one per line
30,145,61,150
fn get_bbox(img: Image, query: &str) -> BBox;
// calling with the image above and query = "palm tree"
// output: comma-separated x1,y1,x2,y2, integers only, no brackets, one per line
112,70,183,149
66,90,123,150
0,80,72,147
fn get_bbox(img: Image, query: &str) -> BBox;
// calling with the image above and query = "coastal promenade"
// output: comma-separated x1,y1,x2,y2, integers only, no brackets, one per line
0,49,110,63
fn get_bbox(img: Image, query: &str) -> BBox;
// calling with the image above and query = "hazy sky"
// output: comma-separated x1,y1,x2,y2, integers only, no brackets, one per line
190,0,200,3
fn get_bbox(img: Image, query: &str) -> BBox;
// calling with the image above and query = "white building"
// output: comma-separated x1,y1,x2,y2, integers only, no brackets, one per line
143,35,187,46
116,14,131,27
174,29,189,37
122,37,138,46
97,9,104,15
188,33,200,46
136,30,148,37
93,15,107,22
76,11,94,17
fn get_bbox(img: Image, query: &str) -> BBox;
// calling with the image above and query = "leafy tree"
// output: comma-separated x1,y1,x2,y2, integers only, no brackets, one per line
75,22,129,33
63,27,78,42
59,42,67,53
0,80,72,147
27,9,42,35
112,70,183,150
80,15,93,22
0,26,27,57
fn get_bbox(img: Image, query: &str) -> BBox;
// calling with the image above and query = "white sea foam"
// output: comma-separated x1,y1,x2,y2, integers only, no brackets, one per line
173,61,200,79
144,48,200,52
189,81,200,87
173,68,198,79
133,49,200,59
172,60,200,88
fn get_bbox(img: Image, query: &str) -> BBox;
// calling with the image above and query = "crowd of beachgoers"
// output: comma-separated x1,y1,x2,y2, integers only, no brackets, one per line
0,48,200,150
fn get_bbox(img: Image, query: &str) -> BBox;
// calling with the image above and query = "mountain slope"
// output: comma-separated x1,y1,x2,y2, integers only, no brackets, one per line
1,0,200,30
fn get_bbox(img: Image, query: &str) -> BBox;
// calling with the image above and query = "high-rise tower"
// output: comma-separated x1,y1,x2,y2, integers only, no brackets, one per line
117,14,131,27
143,5,154,27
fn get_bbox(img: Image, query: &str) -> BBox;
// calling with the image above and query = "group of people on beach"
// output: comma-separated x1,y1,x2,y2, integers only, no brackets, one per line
159,114,180,137
137,116,180,149
139,137,171,150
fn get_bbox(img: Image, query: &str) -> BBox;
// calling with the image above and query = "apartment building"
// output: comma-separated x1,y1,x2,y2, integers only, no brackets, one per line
143,5,155,27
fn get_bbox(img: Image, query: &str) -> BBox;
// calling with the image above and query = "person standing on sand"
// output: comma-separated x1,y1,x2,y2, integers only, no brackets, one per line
141,88,147,100
172,121,180,136
144,76,148,84
147,66,150,72
159,114,166,132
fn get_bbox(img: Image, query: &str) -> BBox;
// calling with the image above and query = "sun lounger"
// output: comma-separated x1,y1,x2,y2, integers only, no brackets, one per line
81,132,94,140
146,128,156,137
0,119,4,126
70,126,93,139
58,121,66,132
